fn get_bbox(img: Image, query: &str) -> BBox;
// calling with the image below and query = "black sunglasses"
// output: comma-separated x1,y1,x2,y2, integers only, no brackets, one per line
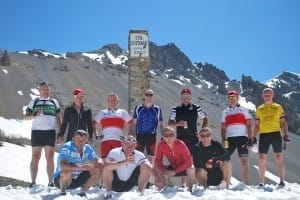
39,81,49,87
163,133,175,138
144,93,153,97
74,130,88,137
200,134,211,138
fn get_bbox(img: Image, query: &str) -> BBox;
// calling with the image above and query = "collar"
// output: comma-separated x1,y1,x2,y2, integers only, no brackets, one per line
229,104,240,108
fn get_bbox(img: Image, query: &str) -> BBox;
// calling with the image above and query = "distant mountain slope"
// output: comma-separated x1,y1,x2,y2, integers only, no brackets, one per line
0,44,299,135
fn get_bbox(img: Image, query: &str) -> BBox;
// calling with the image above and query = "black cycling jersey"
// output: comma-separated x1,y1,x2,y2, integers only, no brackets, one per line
58,103,93,141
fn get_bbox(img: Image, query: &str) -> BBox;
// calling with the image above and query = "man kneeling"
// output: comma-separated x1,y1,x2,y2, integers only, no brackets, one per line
192,127,231,188
102,135,156,198
154,126,195,192
53,129,103,196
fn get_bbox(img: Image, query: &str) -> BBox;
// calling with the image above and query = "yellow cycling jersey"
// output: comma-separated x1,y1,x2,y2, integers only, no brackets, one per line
255,103,285,134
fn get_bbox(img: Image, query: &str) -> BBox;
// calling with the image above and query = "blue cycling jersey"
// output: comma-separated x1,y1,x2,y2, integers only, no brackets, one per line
133,104,163,134
53,141,97,179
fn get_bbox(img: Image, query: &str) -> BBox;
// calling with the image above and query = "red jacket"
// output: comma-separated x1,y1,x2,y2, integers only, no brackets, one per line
155,138,192,174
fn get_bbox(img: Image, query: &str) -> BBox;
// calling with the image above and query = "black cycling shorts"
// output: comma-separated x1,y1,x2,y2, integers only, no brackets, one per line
54,171,91,189
227,136,249,157
111,166,141,192
259,132,282,154
136,134,157,156
31,130,56,147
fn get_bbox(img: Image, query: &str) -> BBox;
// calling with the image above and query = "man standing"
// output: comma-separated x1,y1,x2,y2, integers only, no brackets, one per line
131,89,164,164
192,127,231,188
253,88,290,187
94,92,132,158
25,81,62,187
168,87,208,152
221,90,252,184
154,126,195,192
53,129,103,196
57,88,93,144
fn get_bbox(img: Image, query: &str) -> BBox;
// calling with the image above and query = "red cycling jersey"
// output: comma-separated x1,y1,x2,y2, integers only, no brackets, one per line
155,138,192,174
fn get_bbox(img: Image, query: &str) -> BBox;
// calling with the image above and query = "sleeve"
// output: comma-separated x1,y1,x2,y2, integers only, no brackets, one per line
158,107,163,122
196,105,206,119
245,108,252,120
214,142,230,161
169,107,177,121
135,151,148,166
279,105,286,119
106,149,119,162
174,143,192,174
94,110,103,124
154,143,165,171
132,105,138,119
59,145,71,161
58,107,70,137
87,146,97,161
221,110,226,123
255,107,261,120
25,98,37,115
53,98,61,113
124,110,132,123
86,109,93,138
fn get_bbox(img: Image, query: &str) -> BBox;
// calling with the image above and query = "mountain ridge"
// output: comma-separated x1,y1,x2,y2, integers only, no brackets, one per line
0,43,299,135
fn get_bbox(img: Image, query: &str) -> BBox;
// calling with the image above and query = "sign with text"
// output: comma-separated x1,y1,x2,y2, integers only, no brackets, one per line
129,31,149,57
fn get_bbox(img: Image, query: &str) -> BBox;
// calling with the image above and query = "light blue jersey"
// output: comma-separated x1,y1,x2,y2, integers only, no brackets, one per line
53,141,97,179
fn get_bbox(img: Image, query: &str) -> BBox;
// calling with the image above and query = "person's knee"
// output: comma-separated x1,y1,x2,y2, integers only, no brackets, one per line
140,163,152,175
196,168,207,179
239,157,249,165
60,171,72,181
186,166,195,176
274,153,283,161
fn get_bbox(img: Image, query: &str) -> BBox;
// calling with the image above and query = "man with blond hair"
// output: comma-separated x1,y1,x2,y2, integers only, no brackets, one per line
252,87,290,187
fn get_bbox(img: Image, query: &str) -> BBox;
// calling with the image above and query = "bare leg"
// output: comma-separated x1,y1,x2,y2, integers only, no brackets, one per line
221,161,231,187
258,153,267,184
30,146,42,184
44,146,55,183
59,171,72,193
102,166,113,192
274,152,285,182
137,164,151,192
196,168,208,188
239,157,249,184
186,167,195,192
82,166,102,192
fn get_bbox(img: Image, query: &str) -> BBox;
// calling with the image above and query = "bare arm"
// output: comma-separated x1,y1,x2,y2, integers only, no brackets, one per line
221,122,226,140
253,119,260,138
56,112,62,131
280,118,289,137
246,119,252,138
104,155,134,171
202,116,208,128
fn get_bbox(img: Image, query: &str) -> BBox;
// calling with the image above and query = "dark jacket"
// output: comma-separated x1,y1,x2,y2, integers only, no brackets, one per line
58,103,93,141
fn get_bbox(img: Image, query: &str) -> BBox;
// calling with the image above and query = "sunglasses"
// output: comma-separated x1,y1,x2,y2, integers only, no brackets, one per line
144,93,153,97
121,136,137,143
181,94,191,99
227,95,237,99
163,133,175,138
200,134,211,138
75,94,84,98
39,81,50,87
74,130,88,137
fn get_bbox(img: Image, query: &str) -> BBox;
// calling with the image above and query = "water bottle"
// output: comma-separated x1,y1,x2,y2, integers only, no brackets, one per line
223,139,229,149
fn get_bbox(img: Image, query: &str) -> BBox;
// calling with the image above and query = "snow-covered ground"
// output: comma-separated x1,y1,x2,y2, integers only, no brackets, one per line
1,117,300,199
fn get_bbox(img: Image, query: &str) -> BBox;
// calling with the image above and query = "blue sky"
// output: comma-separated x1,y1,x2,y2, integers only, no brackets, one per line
1,0,299,82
